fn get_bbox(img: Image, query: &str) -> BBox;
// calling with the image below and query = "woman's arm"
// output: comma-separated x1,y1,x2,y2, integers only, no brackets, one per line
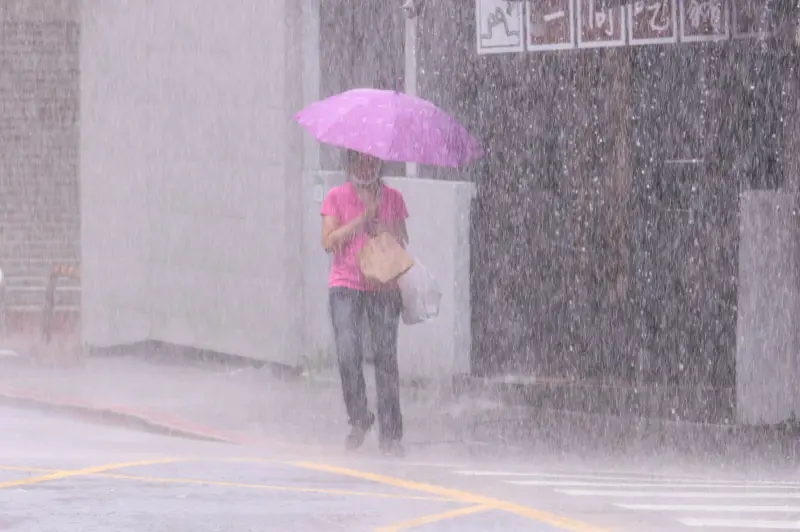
372,191,409,246
321,213,369,252
396,219,409,247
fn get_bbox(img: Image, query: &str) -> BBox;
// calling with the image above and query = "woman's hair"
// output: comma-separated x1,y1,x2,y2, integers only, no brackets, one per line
345,149,361,174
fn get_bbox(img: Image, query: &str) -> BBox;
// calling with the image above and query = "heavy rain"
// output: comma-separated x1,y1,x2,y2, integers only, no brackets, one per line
1,0,800,530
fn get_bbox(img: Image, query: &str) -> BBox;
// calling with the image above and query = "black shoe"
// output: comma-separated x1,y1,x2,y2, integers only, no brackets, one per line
379,439,405,458
345,413,375,451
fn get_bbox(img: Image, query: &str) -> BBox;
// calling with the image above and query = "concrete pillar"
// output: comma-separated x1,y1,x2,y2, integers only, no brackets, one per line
735,45,800,425
299,0,335,366
282,0,307,364
736,191,800,424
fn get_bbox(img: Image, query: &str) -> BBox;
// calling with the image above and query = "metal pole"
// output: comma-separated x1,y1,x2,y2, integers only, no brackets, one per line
404,12,418,178
0,267,5,338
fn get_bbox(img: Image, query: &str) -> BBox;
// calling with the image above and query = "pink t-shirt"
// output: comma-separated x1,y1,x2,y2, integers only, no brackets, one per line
321,181,409,291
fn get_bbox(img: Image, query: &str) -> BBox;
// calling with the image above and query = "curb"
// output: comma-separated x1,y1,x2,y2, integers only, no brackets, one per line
0,388,245,445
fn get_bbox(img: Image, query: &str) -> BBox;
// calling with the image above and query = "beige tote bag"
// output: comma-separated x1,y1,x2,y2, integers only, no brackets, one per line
358,231,414,285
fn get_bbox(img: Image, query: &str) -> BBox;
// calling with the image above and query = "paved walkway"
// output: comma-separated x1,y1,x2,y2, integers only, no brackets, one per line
1,352,799,472
0,355,480,452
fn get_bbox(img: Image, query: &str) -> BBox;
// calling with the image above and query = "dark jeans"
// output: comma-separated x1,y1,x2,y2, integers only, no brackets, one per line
329,287,402,443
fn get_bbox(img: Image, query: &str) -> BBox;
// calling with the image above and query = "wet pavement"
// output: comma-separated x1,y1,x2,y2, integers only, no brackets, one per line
0,406,583,531
0,355,461,448
2,354,800,470
6,404,800,530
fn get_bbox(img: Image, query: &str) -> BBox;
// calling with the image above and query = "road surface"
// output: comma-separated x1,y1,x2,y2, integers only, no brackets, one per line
2,406,800,531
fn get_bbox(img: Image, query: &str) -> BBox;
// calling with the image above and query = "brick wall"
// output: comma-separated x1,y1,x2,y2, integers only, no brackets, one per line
0,0,80,313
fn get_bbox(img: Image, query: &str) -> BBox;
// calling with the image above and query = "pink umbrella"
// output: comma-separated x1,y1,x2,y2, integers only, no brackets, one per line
293,88,483,168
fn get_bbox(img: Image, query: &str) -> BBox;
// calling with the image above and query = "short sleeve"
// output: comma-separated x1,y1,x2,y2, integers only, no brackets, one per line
320,188,339,218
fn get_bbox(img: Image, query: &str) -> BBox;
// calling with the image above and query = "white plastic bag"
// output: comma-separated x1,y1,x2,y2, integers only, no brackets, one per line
396,257,442,325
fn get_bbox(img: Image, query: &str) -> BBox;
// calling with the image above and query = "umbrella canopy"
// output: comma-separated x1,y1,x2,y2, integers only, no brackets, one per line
293,88,482,168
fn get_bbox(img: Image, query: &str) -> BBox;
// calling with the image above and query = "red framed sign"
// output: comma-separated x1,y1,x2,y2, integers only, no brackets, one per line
679,0,729,42
577,0,626,48
628,0,678,45
731,0,778,39
526,0,576,51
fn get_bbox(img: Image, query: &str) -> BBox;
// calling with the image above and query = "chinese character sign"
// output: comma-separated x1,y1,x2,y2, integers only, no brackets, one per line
732,0,778,38
680,0,728,42
629,0,678,45
476,0,525,54
578,0,626,48
527,0,575,51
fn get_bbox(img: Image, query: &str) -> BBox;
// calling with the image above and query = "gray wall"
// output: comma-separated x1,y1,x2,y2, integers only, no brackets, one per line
303,172,475,380
81,0,305,363
736,191,800,425
81,0,475,381
386,177,474,379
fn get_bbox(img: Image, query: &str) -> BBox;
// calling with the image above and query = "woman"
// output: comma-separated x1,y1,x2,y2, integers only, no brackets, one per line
320,149,409,456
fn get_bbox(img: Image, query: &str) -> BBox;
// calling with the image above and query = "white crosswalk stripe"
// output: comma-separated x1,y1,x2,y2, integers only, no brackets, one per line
617,504,800,513
678,518,800,529
558,489,800,499
510,481,800,489
450,468,800,529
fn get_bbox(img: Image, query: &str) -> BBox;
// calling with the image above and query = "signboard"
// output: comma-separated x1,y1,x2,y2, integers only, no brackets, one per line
679,0,729,42
731,0,778,39
577,0,626,48
526,0,576,51
476,0,525,55
628,0,678,45
476,0,775,54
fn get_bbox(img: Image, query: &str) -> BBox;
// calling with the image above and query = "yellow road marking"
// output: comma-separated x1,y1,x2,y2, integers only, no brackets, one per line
101,473,460,502
289,461,610,532
0,466,55,474
0,459,181,489
0,459,611,531
0,465,460,503
374,504,493,531
222,457,280,465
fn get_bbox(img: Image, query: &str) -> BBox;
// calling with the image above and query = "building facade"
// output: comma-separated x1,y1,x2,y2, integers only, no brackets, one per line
409,0,800,423
0,0,80,321
37,0,800,424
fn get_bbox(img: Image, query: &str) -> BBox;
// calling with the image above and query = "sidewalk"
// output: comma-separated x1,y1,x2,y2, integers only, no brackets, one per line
0,353,479,451
0,350,798,469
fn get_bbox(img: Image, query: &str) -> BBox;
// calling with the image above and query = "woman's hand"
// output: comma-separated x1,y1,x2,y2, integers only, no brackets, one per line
362,199,379,222
359,201,379,234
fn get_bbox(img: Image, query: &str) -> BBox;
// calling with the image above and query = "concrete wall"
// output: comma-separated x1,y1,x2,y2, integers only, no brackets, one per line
304,172,475,381
302,172,340,365
81,0,305,363
386,177,475,380
82,0,475,381
736,191,800,424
